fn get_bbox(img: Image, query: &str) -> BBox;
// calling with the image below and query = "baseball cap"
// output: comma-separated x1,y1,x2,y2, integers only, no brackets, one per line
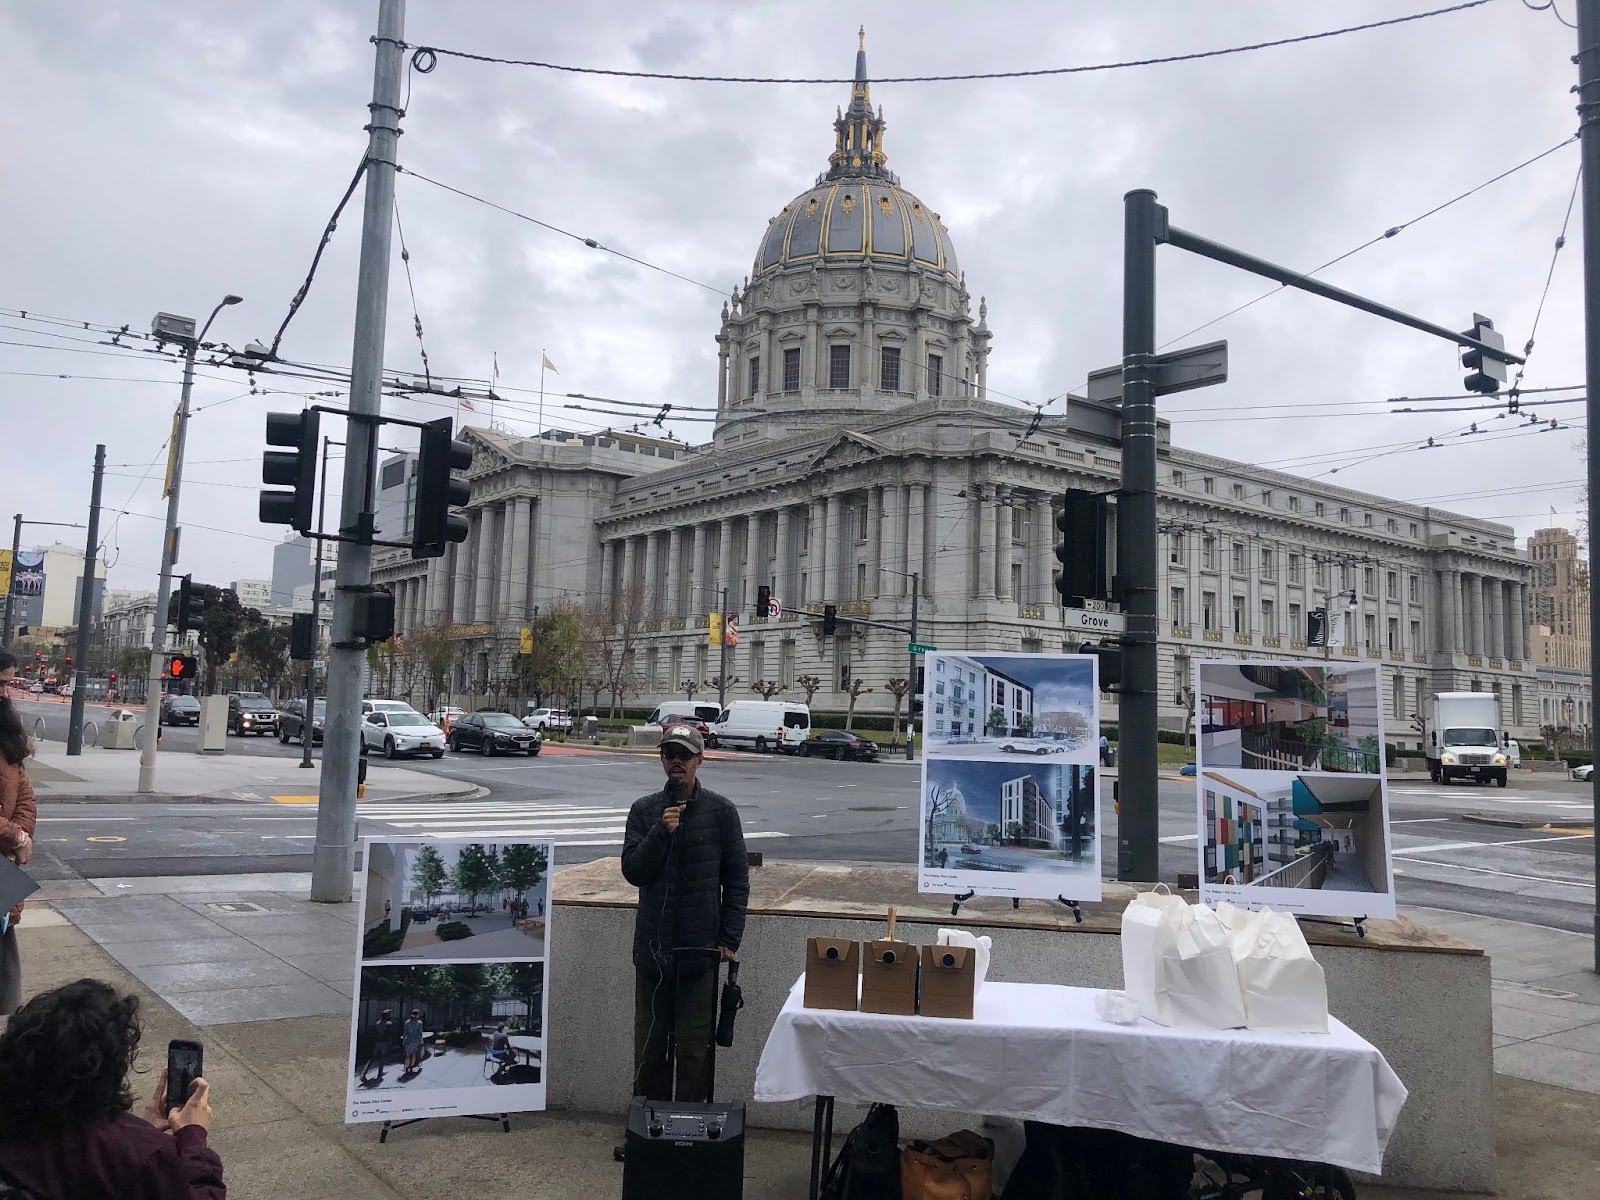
659,723,705,756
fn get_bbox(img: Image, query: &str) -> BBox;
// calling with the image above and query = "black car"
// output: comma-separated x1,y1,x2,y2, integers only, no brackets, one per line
160,694,201,726
800,730,879,762
278,698,325,745
449,711,542,756
227,691,280,736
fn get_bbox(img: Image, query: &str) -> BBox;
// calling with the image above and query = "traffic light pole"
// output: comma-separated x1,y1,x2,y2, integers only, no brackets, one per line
301,435,333,770
906,572,918,762
718,586,730,708
65,445,105,757
1574,0,1600,973
2,515,19,647
311,0,405,904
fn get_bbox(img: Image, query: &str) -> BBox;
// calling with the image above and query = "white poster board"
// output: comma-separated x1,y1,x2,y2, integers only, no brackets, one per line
345,836,554,1124
1195,660,1397,919
918,651,1102,901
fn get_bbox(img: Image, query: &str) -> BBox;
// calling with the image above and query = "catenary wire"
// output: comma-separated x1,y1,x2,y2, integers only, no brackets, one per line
266,155,370,359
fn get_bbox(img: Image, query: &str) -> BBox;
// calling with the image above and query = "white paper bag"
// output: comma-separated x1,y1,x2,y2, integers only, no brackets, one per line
1121,893,1247,1029
1232,908,1329,1033
937,927,992,990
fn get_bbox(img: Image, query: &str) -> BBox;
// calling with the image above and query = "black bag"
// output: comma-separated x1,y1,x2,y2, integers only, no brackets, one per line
1001,1123,1192,1200
822,1103,902,1200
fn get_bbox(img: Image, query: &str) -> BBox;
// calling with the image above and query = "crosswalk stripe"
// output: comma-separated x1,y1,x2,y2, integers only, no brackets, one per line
376,815,626,829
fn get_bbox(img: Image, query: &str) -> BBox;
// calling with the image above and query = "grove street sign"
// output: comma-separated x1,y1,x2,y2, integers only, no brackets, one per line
908,642,937,654
1063,608,1127,635
1085,339,1229,402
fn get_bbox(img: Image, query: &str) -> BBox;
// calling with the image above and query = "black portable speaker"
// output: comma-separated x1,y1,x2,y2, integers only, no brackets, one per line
621,1098,745,1200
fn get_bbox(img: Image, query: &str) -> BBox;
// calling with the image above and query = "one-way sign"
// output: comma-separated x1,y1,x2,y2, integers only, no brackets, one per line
1085,339,1229,402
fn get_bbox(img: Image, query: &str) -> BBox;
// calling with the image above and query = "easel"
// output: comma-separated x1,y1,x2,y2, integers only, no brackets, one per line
1299,915,1368,940
946,892,1085,924
379,1112,511,1143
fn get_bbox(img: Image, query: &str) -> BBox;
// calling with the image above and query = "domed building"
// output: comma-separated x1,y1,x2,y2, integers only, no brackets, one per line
371,36,1538,746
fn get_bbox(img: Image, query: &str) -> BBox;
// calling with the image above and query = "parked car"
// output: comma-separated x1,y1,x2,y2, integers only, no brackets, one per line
1573,763,1594,782
27,682,43,695
999,739,1064,755
449,712,542,756
226,691,279,736
160,694,201,726
362,698,423,718
429,706,466,728
658,713,715,747
361,710,446,759
647,701,724,727
279,698,326,745
709,700,811,753
1179,763,1197,777
799,730,879,762
524,707,572,732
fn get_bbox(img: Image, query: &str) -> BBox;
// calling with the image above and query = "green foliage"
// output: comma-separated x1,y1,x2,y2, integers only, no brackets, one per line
238,621,292,695
451,843,500,910
411,844,449,903
169,585,256,695
987,706,1007,736
436,921,474,942
362,925,405,956
520,602,585,707
1018,713,1035,736
499,843,547,897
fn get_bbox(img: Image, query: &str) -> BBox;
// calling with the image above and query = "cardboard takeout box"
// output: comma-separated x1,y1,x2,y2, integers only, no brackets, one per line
860,939,918,1015
803,937,861,1011
919,944,976,1019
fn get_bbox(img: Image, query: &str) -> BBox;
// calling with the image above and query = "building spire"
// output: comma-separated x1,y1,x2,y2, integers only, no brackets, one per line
827,28,895,182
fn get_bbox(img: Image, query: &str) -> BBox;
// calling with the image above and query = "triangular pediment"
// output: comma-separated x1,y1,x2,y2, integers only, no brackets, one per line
806,430,891,472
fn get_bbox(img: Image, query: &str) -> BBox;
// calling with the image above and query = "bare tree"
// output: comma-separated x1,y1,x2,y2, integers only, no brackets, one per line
681,678,701,701
706,675,740,699
582,578,653,719
406,622,461,714
795,674,823,706
843,676,873,732
750,679,784,700
1179,684,1196,749
885,676,909,749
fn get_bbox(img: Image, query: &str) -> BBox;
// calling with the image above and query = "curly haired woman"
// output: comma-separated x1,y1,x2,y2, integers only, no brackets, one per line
0,979,226,1198
0,648,37,1015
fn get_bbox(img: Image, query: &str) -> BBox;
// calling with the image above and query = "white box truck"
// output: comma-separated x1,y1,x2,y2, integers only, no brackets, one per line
1425,692,1509,787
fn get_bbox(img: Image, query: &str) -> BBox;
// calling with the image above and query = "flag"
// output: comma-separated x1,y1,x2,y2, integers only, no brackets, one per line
493,353,500,383
542,353,559,374
460,398,476,411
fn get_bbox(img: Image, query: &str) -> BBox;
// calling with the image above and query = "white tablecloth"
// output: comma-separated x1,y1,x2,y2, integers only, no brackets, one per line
754,978,1407,1175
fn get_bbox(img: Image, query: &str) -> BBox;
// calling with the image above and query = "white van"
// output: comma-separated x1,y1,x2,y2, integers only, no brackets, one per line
647,700,724,727
711,701,810,754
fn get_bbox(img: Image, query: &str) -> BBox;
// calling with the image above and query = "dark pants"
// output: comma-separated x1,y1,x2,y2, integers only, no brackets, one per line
633,965,717,1102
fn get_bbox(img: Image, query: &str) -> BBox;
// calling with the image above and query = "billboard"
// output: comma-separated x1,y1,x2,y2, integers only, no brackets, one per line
11,551,43,597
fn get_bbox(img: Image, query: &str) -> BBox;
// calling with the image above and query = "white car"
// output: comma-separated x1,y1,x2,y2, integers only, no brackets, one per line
999,739,1064,755
429,706,466,727
1572,763,1594,782
524,707,572,732
363,698,422,718
361,710,447,759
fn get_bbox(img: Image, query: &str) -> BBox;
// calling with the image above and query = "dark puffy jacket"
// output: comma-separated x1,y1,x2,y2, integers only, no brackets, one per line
621,781,748,974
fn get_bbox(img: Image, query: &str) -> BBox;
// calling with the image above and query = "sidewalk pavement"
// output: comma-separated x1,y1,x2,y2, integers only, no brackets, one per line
26,744,481,805
8,871,1598,1197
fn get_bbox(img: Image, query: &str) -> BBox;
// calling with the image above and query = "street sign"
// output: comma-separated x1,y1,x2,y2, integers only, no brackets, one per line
768,596,783,619
908,642,937,654
1085,339,1229,402
1063,608,1126,635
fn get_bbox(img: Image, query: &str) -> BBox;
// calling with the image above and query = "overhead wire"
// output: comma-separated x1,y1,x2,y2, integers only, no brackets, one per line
266,155,370,359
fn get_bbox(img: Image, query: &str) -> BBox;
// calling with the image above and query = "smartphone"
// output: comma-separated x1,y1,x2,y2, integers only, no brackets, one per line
166,1040,204,1112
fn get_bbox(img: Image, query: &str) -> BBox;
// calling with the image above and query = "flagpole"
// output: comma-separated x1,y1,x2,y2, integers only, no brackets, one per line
538,347,546,436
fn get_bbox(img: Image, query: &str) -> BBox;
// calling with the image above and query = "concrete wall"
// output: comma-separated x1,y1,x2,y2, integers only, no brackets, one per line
548,900,1493,1193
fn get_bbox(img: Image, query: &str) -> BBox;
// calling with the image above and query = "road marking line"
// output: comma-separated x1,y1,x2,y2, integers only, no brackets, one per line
37,817,136,822
272,795,319,804
1391,818,1453,824
1159,834,1199,843
1400,860,1594,889
1393,832,1594,856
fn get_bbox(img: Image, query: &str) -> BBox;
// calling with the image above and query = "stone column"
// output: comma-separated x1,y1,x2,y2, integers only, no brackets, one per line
803,305,820,390
807,498,825,602
496,502,516,622
865,487,882,596
508,498,532,623
906,482,927,599
473,505,499,624
665,529,683,617
774,507,793,607
880,486,903,595
822,494,841,600
715,335,729,411
717,517,736,605
1510,582,1527,662
1472,574,1489,656
975,484,997,601
1033,495,1054,605
743,513,762,611
598,537,613,611
1487,578,1506,660
1451,568,1466,655
996,488,1014,602
451,536,471,624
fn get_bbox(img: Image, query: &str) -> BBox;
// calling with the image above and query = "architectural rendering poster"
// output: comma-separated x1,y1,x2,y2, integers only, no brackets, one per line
919,652,1102,901
346,837,553,1124
1195,661,1397,919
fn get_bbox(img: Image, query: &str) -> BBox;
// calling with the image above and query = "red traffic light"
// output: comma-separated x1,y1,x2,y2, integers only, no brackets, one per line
108,672,117,683
168,655,198,680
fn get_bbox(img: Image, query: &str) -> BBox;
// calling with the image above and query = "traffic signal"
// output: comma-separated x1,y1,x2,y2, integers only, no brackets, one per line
175,575,206,635
1055,488,1109,606
108,672,117,685
756,585,771,618
1081,642,1122,691
1460,313,1507,395
411,417,472,558
823,603,838,635
289,612,316,662
259,409,321,532
168,654,199,681
350,586,395,647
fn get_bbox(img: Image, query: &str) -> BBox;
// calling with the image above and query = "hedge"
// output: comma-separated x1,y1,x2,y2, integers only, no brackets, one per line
435,921,474,941
362,926,405,957
1560,750,1593,768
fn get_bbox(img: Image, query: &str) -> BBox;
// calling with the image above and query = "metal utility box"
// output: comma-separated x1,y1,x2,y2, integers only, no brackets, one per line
197,695,229,752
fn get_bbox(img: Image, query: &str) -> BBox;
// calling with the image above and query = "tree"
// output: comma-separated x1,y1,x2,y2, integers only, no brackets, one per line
499,843,547,900
411,844,448,906
987,705,1008,737
1006,820,1023,847
1179,685,1197,749
582,578,653,719
843,677,873,732
750,679,784,700
520,602,584,709
885,677,909,749
1018,713,1035,737
1540,723,1572,756
407,622,461,713
452,843,500,913
114,644,149,681
795,675,823,705
706,675,740,698
365,638,400,698
484,961,545,1034
169,585,255,695
681,678,701,701
239,621,293,698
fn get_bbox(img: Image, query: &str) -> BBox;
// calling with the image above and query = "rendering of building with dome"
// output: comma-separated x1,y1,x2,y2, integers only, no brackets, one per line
371,35,1542,746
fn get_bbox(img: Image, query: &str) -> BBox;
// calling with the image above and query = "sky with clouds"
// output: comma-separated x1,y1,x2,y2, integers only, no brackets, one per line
1,1,1585,597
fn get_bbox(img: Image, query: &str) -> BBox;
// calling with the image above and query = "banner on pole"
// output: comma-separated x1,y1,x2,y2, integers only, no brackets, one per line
707,611,723,646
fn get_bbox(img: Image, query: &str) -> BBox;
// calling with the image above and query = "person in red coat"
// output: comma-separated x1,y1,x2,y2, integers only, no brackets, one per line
0,979,227,1199
0,648,37,1016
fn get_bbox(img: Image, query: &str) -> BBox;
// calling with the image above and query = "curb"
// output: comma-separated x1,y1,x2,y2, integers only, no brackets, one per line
1460,812,1596,830
35,784,491,806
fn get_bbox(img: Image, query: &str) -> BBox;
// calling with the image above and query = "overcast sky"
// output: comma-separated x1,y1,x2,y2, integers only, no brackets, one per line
1,1,1585,596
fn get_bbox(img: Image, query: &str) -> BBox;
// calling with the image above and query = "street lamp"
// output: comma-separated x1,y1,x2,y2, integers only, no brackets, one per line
138,294,243,794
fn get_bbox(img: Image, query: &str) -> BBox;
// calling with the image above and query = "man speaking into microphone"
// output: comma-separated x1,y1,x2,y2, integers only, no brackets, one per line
620,723,748,1103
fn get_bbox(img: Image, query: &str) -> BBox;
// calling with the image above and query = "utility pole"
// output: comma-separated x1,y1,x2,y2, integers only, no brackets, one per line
2,515,19,647
66,445,105,756
906,571,919,762
301,435,333,770
138,294,241,792
1574,0,1600,972
1116,189,1161,883
311,0,405,904
717,586,730,708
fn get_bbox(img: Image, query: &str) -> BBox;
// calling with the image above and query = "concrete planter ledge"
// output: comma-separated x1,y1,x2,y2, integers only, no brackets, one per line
549,859,1494,1193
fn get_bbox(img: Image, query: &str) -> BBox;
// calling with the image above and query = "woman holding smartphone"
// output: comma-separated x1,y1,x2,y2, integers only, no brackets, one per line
0,979,225,1198
0,648,37,1016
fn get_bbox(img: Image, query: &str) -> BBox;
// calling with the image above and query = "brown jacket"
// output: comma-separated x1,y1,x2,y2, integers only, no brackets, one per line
0,758,37,926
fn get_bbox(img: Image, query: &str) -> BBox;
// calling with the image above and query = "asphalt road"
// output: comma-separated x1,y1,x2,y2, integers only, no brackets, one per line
22,734,1596,933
